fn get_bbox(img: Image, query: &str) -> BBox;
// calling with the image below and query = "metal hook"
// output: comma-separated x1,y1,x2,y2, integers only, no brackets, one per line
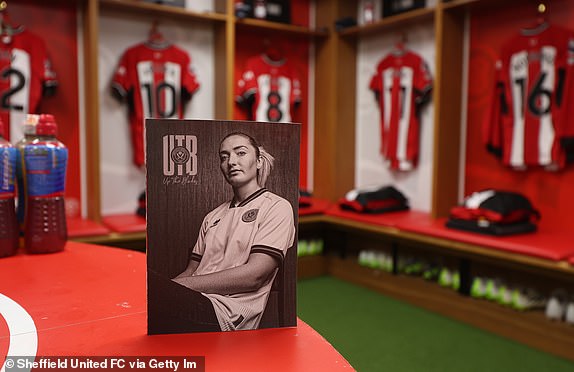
537,3,546,14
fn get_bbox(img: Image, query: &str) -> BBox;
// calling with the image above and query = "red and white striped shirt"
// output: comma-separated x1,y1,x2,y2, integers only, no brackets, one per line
0,27,57,142
485,24,574,170
369,50,432,171
112,41,200,167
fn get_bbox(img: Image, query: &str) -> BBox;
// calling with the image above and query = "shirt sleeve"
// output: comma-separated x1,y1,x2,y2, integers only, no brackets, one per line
191,215,210,262
250,198,295,265
414,57,433,104
369,69,381,94
182,53,200,101
236,60,258,104
111,49,132,101
40,41,57,94
483,59,506,158
290,68,302,106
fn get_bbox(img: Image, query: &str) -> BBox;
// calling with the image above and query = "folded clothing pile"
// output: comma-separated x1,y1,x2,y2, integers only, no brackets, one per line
339,185,409,214
446,189,540,236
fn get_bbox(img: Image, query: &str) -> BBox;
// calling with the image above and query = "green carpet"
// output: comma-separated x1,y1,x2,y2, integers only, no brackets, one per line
297,276,574,372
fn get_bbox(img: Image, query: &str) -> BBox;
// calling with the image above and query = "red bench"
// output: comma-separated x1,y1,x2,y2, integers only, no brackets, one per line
67,217,111,238
299,198,333,216
102,214,146,234
325,205,574,262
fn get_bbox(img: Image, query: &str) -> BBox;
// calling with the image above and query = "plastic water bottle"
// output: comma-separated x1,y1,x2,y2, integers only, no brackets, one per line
23,114,68,254
0,118,18,257
15,114,40,229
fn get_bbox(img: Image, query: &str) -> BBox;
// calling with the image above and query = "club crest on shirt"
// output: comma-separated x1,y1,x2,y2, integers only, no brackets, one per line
242,209,259,223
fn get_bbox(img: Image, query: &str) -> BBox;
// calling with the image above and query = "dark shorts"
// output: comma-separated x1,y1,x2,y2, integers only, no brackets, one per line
147,270,221,334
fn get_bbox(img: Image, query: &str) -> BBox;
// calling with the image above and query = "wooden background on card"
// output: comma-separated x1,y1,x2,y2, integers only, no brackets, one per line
146,119,300,326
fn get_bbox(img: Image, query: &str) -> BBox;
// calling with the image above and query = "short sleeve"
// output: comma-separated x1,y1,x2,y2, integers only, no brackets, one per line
369,70,381,94
40,44,57,91
291,74,302,106
414,57,433,94
236,60,258,103
250,199,295,265
182,54,200,100
483,59,505,156
191,216,210,262
111,50,132,100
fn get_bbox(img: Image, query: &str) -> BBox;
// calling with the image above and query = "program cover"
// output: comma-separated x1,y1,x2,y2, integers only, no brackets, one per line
146,119,299,334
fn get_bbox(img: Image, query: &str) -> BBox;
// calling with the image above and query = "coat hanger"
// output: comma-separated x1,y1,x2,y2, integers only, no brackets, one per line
262,37,283,63
0,1,16,44
147,20,166,45
535,3,547,26
522,2,549,35
392,32,408,55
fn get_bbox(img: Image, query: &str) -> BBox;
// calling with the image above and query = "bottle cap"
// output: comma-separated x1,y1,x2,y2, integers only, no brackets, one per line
22,114,39,135
37,114,58,136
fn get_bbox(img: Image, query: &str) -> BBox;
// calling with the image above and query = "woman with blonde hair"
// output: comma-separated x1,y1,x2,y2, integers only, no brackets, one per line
166,132,295,332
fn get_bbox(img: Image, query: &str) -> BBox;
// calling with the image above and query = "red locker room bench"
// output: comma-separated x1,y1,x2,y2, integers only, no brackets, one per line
67,217,111,238
101,214,147,234
299,198,333,216
324,205,574,262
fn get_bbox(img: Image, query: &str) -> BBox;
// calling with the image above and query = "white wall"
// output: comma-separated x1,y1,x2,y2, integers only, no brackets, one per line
98,12,214,215
355,21,435,212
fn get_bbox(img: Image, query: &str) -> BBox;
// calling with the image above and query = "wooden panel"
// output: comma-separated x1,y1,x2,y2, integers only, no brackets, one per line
100,0,227,22
396,230,574,280
224,0,235,119
83,0,101,221
313,2,337,200
339,7,435,37
235,17,328,37
441,0,482,9
324,214,574,278
329,257,574,362
431,6,465,218
313,0,357,201
298,255,328,279
214,22,229,119
334,35,357,198
442,0,525,12
72,231,146,246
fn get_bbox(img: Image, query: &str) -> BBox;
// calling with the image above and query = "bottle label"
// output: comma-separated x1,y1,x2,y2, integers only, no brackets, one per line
24,143,68,197
0,146,17,198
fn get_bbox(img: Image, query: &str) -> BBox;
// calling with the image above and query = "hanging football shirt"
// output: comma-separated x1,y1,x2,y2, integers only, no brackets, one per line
369,50,432,171
0,27,57,142
484,23,574,170
112,41,200,167
236,54,301,123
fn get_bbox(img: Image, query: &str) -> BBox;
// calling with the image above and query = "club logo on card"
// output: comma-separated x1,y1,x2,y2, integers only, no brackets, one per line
162,134,199,185
241,209,259,223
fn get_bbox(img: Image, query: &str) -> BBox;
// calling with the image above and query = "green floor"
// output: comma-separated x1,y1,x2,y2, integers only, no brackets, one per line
297,276,574,372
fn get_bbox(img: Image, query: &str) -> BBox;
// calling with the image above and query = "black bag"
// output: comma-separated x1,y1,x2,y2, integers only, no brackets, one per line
383,0,426,17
